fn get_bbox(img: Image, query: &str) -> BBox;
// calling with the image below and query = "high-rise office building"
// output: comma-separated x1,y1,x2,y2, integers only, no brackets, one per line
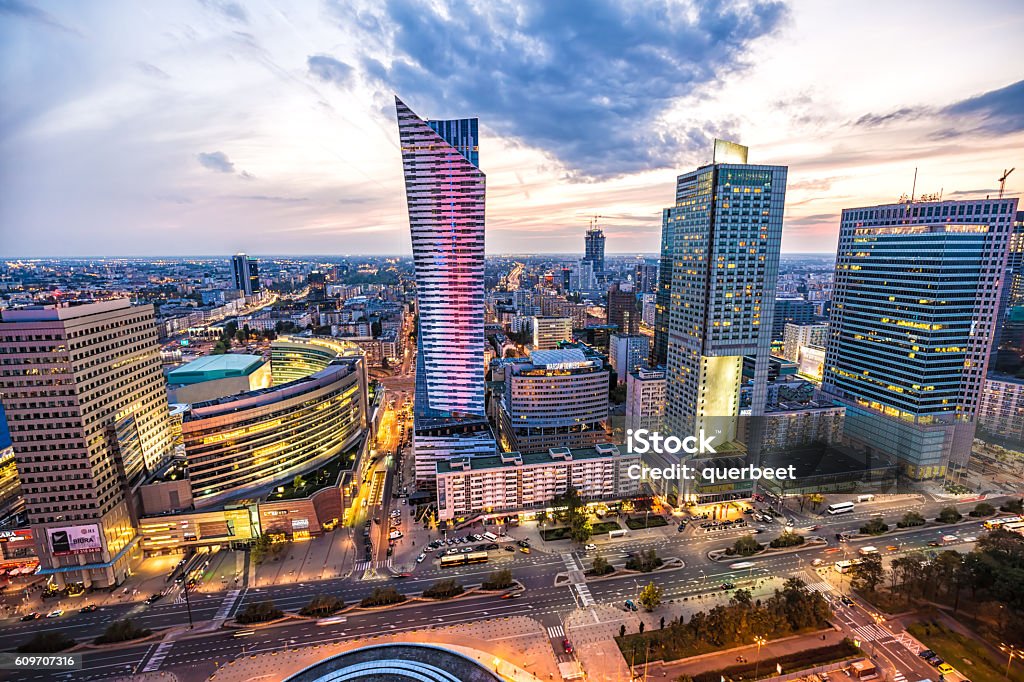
652,141,787,503
232,253,261,296
993,211,1024,358
0,300,175,587
625,367,666,433
583,226,606,277
822,197,1018,479
607,282,639,335
771,296,816,340
635,261,658,294
531,316,572,350
609,333,650,381
396,97,494,484
652,208,674,368
781,323,828,363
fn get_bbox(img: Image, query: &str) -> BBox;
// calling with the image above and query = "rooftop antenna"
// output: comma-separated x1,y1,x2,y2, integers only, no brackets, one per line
999,168,1015,198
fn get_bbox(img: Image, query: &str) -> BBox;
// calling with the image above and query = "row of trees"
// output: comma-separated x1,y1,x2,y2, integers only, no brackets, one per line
617,578,831,661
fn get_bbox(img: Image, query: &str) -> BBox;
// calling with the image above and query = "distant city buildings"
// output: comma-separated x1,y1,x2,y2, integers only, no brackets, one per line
781,323,828,363
531,316,572,350
583,226,606,277
771,296,817,341
609,333,650,381
607,282,639,335
822,197,1018,479
0,300,176,588
231,253,261,296
625,367,666,433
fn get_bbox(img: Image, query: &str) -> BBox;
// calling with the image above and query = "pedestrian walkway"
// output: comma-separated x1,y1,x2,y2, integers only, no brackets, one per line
546,624,565,639
561,553,595,606
140,640,174,673
805,581,835,594
893,671,907,682
214,589,241,620
851,623,891,642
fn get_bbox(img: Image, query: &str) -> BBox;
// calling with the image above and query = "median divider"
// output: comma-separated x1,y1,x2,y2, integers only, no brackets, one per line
708,535,827,562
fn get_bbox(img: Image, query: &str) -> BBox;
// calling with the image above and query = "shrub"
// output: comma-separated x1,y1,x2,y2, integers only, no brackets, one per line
731,535,763,557
95,618,151,644
482,569,514,590
1000,498,1023,514
17,632,76,653
587,554,615,576
236,600,284,624
360,587,406,607
769,532,805,549
299,594,344,617
860,517,889,535
625,549,663,572
969,502,996,517
896,511,926,528
936,506,962,524
422,579,464,600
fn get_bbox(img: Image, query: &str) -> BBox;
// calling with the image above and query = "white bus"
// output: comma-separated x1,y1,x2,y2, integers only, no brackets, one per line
834,559,862,573
827,501,855,515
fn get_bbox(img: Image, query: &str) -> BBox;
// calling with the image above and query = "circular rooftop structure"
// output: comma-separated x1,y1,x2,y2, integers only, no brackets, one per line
284,643,502,682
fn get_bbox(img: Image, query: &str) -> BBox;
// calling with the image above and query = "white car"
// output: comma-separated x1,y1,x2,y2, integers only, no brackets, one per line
416,553,426,563
584,544,597,551
963,535,978,543
46,609,64,618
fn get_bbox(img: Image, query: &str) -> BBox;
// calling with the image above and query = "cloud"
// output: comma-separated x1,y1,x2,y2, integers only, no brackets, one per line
357,0,787,180
197,151,235,173
852,79,1024,138
943,79,1024,135
136,62,170,80
0,0,79,34
199,0,248,24
307,54,353,86
235,195,308,203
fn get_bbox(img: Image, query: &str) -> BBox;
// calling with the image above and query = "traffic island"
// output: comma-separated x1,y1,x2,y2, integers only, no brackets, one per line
707,535,827,561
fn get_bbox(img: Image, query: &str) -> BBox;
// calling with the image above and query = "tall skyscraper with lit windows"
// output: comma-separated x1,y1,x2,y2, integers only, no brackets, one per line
395,97,495,484
231,253,260,296
651,140,787,503
822,197,1018,479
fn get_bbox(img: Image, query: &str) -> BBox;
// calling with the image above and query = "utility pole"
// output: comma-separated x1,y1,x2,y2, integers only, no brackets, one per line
182,573,194,629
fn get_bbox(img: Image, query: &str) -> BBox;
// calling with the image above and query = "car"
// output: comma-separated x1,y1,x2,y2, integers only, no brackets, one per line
928,541,941,547
146,593,164,604
937,663,955,675
562,638,573,654
918,649,935,659
584,544,597,551
721,582,736,590
840,596,855,606
520,547,531,554
517,540,530,548
21,612,40,621
811,558,824,566
485,543,499,551
504,545,516,552
824,547,841,554
79,604,98,613
501,592,522,599
963,535,978,542
927,655,945,667
446,548,460,555
677,524,686,532
809,524,822,531
416,553,426,563
624,599,638,611
391,572,412,579
886,545,899,551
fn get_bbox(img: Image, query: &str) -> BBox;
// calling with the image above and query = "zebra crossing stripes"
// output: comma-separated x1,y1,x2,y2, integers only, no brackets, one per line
893,672,906,682
354,561,371,571
214,589,241,620
804,581,835,594
141,640,173,673
852,623,890,642
546,625,565,639
575,582,595,607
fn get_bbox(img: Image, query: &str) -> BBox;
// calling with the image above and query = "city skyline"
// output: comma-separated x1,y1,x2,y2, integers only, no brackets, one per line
1,0,1022,257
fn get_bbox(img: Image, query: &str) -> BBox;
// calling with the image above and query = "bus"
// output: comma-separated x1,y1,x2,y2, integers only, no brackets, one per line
858,546,879,556
827,502,855,515
856,494,875,503
439,551,489,568
983,515,1023,530
834,559,863,573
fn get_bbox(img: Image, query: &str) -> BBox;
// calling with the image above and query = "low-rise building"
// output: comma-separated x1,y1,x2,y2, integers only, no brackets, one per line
435,444,639,520
166,354,272,404
625,367,666,433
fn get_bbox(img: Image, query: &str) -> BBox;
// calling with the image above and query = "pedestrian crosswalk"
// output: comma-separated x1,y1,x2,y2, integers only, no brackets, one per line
354,561,371,571
574,582,595,607
852,623,890,642
546,625,565,639
214,589,241,621
561,553,593,606
893,671,906,682
141,640,173,672
804,581,835,594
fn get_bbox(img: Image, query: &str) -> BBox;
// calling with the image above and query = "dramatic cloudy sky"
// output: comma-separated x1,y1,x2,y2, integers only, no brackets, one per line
1,0,1022,257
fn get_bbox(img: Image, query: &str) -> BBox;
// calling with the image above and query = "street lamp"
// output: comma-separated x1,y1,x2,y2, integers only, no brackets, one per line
753,635,767,679
1000,643,1024,680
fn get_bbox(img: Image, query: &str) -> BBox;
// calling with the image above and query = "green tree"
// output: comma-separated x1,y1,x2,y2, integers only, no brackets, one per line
292,474,306,492
95,618,152,644
360,587,406,607
969,502,995,517
1000,498,1024,514
769,531,804,548
936,506,962,523
851,553,884,593
732,534,763,557
897,511,926,528
589,554,614,576
298,594,344,617
422,579,464,600
809,493,825,510
236,601,283,624
860,517,889,535
626,549,663,572
17,632,76,653
482,569,514,590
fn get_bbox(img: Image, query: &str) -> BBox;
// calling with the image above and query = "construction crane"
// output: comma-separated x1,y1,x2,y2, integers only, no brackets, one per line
999,168,1015,198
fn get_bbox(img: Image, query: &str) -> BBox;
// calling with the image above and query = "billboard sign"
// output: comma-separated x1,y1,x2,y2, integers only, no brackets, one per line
47,524,103,556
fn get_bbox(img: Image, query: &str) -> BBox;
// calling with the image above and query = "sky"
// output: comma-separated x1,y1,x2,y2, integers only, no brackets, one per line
1,0,1022,258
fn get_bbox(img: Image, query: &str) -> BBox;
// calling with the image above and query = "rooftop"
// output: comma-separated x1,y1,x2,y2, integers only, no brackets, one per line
167,354,265,385
436,443,627,474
